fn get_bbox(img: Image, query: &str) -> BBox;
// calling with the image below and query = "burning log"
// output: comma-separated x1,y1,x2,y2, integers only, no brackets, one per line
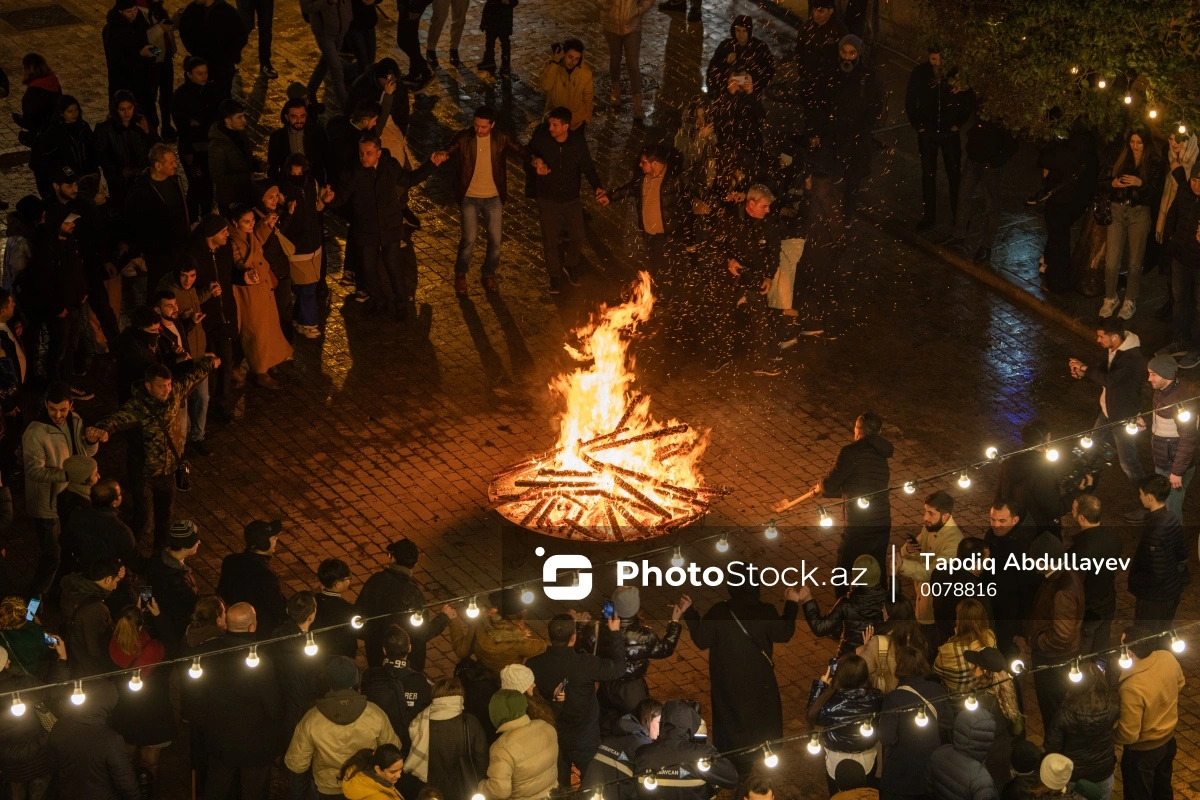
616,393,644,429
513,479,598,489
520,498,553,528
602,501,625,541
611,500,656,538
613,475,671,519
587,424,691,453
535,469,593,478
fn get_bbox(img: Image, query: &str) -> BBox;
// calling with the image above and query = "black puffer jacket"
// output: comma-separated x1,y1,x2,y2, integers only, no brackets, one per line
1127,506,1188,603
705,15,775,94
802,583,886,655
1043,702,1119,782
0,662,67,781
927,709,997,800
578,616,683,683
823,433,893,527
633,700,739,800
806,681,883,753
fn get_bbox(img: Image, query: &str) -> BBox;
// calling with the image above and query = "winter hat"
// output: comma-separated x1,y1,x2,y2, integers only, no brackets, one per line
197,214,228,239
612,586,640,619
1040,753,1074,792
285,82,309,102
838,34,864,53
244,519,283,551
167,519,200,550
488,689,528,728
834,759,867,791
499,664,535,694
1148,354,1179,380
386,538,420,567
1074,781,1103,800
326,656,359,690
963,646,1007,674
852,554,881,587
64,455,97,487
1010,739,1042,775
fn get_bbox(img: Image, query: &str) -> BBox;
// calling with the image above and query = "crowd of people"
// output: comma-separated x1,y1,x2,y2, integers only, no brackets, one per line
0,0,1193,798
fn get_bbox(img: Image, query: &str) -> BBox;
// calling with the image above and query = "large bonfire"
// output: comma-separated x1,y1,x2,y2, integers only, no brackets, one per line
489,272,726,540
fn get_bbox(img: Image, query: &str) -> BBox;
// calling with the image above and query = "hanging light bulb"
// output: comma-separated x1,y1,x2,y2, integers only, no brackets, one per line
465,597,481,618
472,793,486,800
716,535,730,553
696,758,711,772
1126,420,1140,435
1178,406,1192,423
643,775,658,790
902,481,916,494
128,669,143,692
859,717,875,737
670,547,685,568
70,681,85,706
1180,124,1188,135
1097,79,1107,89
1124,94,1133,105
304,632,319,657
351,615,365,629
1171,631,1186,653
520,586,536,605
1069,659,1083,683
246,645,260,668
1118,645,1133,670
1080,435,1094,449
964,692,979,712
9,694,24,717
1069,66,1079,75
856,497,870,509
189,657,204,679
1010,659,1025,675
915,706,929,727
410,610,425,627
957,472,971,489
1045,448,1060,462
592,791,603,800
765,520,779,540
762,744,779,768
819,507,833,528
1149,108,1159,119
807,733,822,755
984,446,999,460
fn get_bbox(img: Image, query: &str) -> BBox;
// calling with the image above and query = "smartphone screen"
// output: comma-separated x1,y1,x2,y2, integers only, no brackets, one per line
44,634,57,646
26,598,40,622
828,656,839,677
139,587,153,604
603,600,614,618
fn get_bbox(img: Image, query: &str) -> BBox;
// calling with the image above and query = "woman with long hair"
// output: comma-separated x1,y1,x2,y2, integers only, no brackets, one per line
806,653,883,796
340,744,405,800
254,183,296,344
879,644,954,800
1099,128,1164,320
965,647,1022,788
226,204,293,389
30,96,98,198
108,602,176,796
0,596,52,679
16,54,61,144
93,89,158,205
857,595,926,693
1043,662,1119,800
933,598,996,692
404,676,490,800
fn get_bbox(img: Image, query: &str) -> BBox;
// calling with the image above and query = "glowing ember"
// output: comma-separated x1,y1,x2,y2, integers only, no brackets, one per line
489,272,727,539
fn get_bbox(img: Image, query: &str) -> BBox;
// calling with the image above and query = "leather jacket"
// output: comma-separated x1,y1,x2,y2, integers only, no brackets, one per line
1042,703,1119,782
807,681,883,753
577,616,682,682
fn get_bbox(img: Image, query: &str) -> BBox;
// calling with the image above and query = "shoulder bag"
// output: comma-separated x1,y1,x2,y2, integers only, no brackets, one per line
728,610,774,668
157,415,191,492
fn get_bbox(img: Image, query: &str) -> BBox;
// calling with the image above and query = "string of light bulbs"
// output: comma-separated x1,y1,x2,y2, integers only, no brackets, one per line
1063,65,1189,132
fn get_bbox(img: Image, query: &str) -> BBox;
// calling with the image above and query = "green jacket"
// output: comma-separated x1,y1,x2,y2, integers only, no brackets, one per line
95,357,214,476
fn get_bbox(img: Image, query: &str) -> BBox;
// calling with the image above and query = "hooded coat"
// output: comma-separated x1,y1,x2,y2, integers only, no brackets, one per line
633,701,738,800
681,587,797,753
928,709,998,800
479,713,559,800
49,681,141,800
705,16,776,95
582,713,652,800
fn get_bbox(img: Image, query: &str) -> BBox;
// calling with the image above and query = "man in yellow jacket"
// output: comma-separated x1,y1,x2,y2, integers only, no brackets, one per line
1115,624,1186,800
539,39,593,131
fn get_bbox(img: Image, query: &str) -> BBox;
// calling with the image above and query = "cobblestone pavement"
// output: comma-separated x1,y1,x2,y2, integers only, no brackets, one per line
2,1,1199,797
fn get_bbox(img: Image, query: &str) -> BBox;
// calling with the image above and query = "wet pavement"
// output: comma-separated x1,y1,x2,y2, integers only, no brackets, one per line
2,0,1199,797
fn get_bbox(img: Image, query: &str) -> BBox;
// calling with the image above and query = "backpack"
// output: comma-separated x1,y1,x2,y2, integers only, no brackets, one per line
362,667,419,752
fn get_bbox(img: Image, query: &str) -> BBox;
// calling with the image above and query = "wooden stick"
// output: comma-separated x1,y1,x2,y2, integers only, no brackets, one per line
772,488,817,514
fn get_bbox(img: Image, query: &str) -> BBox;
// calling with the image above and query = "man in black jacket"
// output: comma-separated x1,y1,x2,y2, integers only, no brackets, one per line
949,116,1017,262
904,46,974,231
993,419,1067,537
719,185,780,371
209,100,261,214
527,108,608,294
705,16,775,97
1066,495,1121,655
266,99,330,183
314,557,360,658
633,699,738,800
796,0,845,127
177,0,247,100
528,612,627,786
216,519,288,636
49,681,142,800
984,499,1038,659
145,519,201,655
62,479,140,578
815,412,894,592
329,135,441,318
1128,475,1188,628
1143,354,1198,521
356,537,448,670
1165,141,1200,366
582,699,660,800
608,144,682,281
347,58,410,136
38,205,90,390
361,624,432,755
110,306,172,403
270,591,328,736
171,57,220,219
824,34,884,223
1069,320,1147,508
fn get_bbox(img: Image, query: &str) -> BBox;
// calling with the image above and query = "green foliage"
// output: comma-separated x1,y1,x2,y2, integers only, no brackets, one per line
919,0,1200,139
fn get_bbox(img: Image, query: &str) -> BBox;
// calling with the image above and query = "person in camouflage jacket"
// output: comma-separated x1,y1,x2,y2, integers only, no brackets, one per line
90,357,217,548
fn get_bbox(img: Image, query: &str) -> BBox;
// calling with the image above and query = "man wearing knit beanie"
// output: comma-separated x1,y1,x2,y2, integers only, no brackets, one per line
480,689,557,800
1144,353,1196,523
58,455,99,523
826,32,884,225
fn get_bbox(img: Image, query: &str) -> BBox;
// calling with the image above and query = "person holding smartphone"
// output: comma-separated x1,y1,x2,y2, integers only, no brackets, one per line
1098,129,1164,321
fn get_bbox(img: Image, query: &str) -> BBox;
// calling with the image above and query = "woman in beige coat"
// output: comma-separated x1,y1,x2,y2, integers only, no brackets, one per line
480,690,558,800
227,205,293,389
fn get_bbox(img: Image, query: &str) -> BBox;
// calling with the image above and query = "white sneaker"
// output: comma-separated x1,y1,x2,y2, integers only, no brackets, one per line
1118,299,1136,320
1098,296,1119,318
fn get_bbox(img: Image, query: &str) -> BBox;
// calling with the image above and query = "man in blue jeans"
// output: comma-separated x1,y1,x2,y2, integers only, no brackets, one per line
1068,319,1148,518
1142,355,1196,522
436,107,526,296
302,0,351,108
